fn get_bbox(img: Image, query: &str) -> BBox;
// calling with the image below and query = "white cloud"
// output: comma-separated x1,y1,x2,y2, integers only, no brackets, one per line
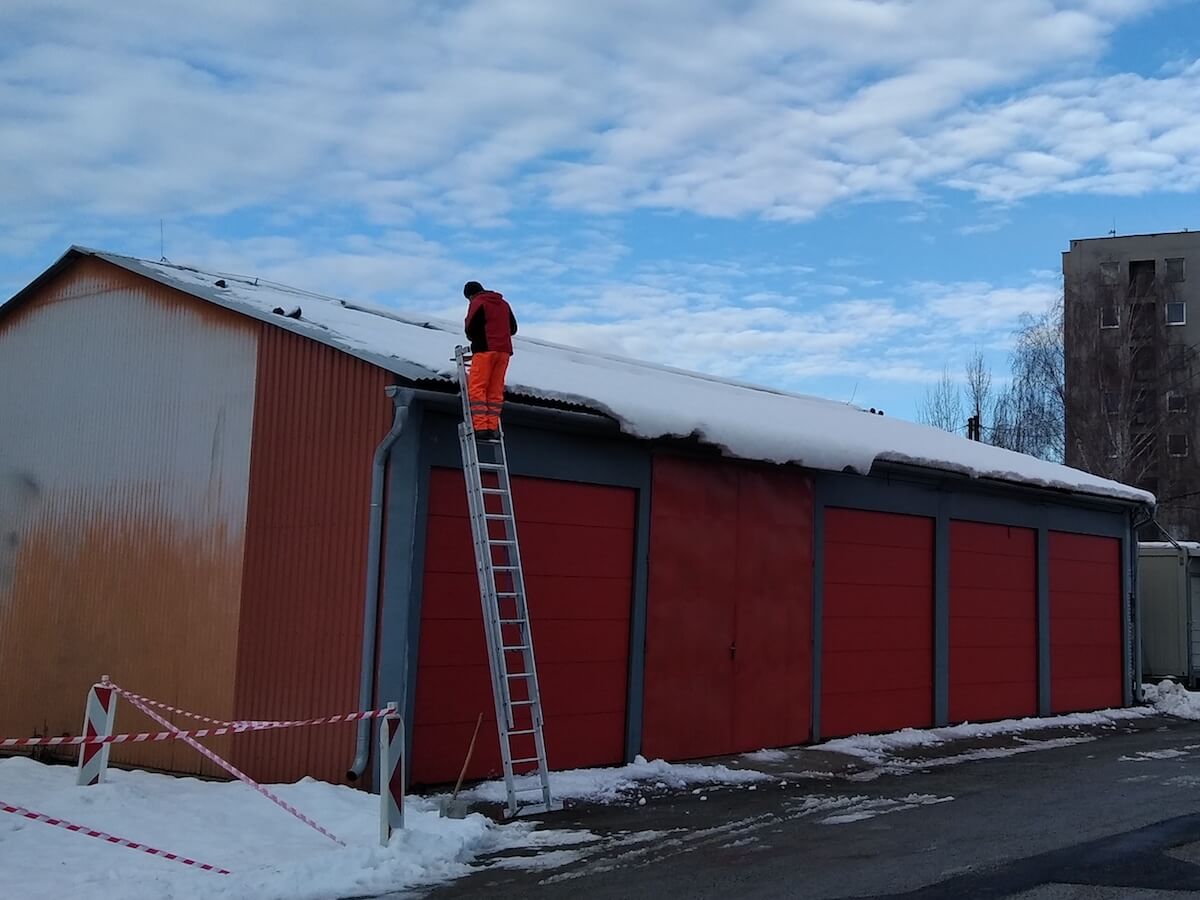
0,0,1182,233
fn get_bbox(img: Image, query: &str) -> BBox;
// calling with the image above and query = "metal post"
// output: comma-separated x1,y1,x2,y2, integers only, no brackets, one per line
379,702,404,845
76,675,116,786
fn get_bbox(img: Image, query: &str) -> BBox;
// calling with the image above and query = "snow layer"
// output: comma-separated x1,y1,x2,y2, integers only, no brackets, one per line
51,248,1152,505
457,755,771,804
815,707,1147,765
0,758,505,900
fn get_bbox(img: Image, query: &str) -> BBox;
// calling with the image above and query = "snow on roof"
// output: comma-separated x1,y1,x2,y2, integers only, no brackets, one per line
16,247,1153,506
1140,541,1200,553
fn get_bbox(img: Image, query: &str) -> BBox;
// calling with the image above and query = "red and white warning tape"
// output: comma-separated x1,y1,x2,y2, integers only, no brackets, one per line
122,693,345,847
0,801,231,875
111,687,260,729
2,707,393,749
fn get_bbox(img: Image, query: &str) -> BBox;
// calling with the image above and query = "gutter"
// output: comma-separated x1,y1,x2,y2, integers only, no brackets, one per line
347,386,414,781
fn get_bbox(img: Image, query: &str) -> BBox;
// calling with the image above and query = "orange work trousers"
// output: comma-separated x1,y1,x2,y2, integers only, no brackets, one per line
468,351,510,432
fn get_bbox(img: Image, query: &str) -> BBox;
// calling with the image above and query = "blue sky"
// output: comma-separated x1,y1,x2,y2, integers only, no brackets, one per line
3,0,1200,421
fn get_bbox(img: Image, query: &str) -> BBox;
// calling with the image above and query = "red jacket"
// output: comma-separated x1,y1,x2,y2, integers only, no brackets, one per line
465,291,517,354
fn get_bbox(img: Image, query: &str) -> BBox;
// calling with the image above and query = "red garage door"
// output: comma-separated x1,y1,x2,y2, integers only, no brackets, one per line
1050,532,1123,713
412,468,635,784
642,456,812,761
950,522,1037,722
822,508,934,738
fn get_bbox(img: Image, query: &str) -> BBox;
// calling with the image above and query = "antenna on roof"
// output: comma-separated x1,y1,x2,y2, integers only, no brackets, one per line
1108,217,1116,238
159,219,168,263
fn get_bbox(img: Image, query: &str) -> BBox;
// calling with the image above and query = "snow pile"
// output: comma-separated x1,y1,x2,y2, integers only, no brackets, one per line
0,757,514,900
52,248,1153,506
742,748,790,763
457,755,771,805
1144,680,1200,719
815,707,1147,766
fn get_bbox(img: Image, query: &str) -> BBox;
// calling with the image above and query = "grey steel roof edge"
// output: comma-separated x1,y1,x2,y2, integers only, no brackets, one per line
91,250,440,383
0,245,86,321
870,459,1155,510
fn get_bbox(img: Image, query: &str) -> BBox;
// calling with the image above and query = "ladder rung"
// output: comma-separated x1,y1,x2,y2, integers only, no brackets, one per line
478,463,506,470
502,645,529,652
505,672,533,679
485,513,512,521
494,565,519,571
509,700,535,706
488,540,516,546
499,618,526,625
514,785,548,793
481,488,508,495
510,757,541,765
507,728,537,736
495,592,519,597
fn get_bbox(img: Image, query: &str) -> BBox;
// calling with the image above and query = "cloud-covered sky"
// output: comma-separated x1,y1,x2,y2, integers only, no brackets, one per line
3,0,1198,420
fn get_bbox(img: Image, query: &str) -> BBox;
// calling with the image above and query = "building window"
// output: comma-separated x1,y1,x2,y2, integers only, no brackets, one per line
1100,303,1119,328
1169,392,1189,413
1100,261,1120,285
1130,259,1157,287
1170,433,1189,457
1167,301,1187,325
1167,257,1186,283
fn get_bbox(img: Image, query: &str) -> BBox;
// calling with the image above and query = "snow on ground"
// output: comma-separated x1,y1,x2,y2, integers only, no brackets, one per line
1143,680,1200,720
456,754,772,805
743,748,790,763
814,707,1148,766
0,757,578,900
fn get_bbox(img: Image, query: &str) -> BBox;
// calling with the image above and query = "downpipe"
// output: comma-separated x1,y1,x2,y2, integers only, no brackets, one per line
348,386,414,781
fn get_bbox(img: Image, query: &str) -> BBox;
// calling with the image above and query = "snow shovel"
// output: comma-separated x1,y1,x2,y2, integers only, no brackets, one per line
440,712,483,819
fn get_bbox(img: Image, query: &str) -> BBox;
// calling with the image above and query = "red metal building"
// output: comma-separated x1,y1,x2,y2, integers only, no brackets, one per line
0,248,1151,786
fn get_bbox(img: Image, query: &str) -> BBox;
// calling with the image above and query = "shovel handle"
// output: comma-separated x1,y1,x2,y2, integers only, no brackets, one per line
452,713,484,800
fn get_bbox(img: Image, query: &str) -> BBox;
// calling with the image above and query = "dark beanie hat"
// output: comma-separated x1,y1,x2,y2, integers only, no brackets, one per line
463,281,484,299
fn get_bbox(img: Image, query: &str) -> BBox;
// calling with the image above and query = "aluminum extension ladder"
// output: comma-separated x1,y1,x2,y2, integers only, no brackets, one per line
454,346,559,817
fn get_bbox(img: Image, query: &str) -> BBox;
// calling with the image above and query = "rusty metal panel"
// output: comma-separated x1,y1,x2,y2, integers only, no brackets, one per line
231,326,393,784
0,257,257,775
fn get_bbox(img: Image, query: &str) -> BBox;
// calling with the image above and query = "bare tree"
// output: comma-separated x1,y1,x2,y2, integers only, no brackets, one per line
917,365,965,433
964,348,994,434
991,300,1065,461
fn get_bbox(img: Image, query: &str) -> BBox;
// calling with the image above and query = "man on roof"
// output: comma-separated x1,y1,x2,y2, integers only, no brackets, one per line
463,281,518,442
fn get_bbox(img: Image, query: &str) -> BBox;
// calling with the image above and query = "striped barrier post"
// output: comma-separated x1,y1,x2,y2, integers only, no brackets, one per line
76,676,116,786
379,702,404,846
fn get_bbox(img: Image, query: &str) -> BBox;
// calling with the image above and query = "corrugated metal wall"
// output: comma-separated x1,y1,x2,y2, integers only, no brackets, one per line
0,257,258,774
231,326,393,784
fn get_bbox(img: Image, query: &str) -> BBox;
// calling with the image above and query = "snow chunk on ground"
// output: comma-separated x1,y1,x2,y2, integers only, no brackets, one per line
0,757,522,900
1144,680,1200,720
457,755,771,805
743,749,790,763
815,707,1147,766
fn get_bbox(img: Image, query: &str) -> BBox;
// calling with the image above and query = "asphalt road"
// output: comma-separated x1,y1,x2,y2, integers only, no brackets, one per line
418,715,1200,899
